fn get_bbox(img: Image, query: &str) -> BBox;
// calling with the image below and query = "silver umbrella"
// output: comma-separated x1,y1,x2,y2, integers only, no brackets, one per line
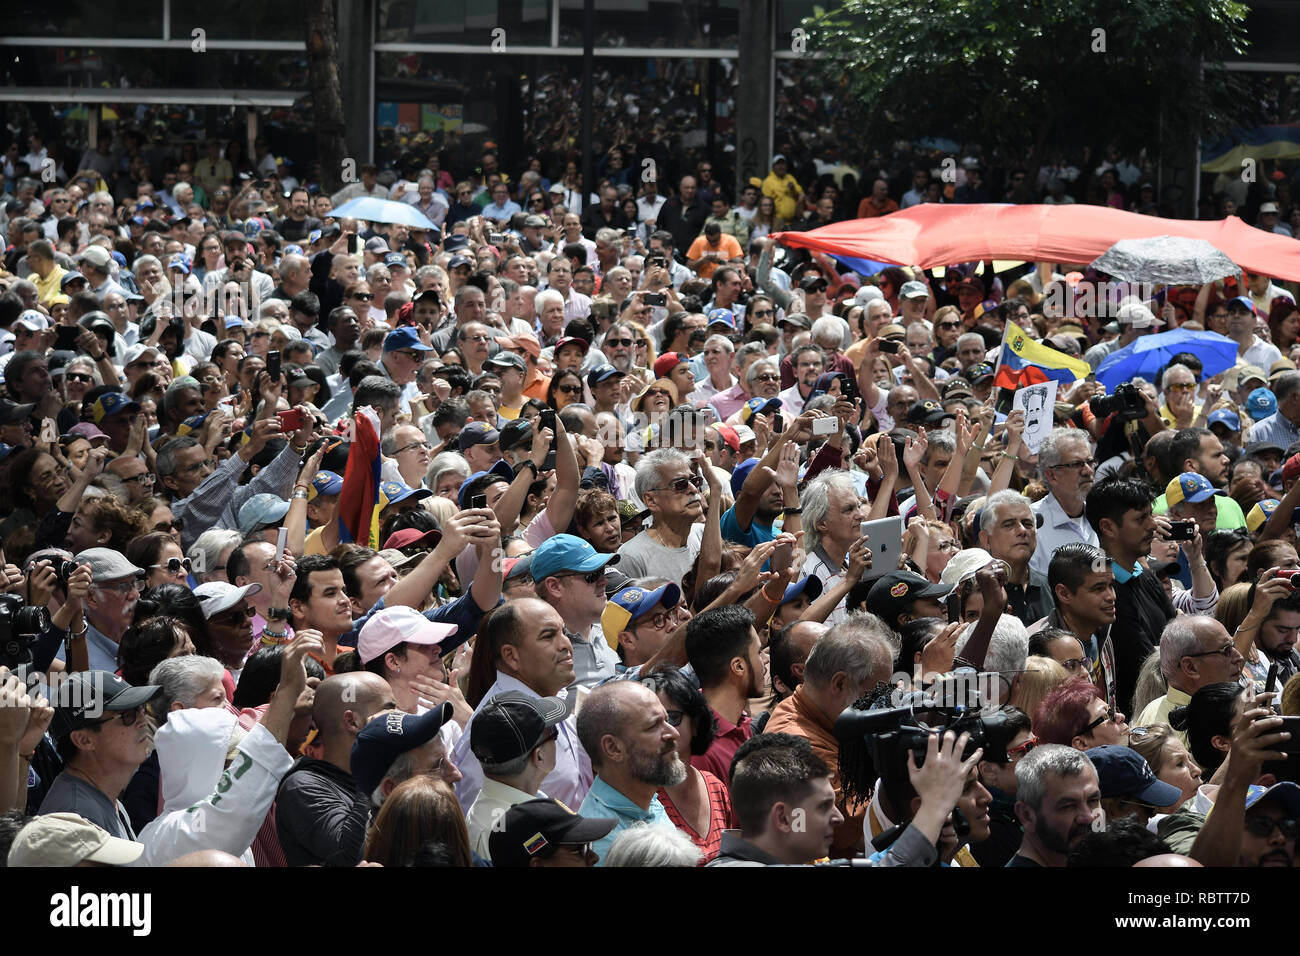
1090,235,1239,285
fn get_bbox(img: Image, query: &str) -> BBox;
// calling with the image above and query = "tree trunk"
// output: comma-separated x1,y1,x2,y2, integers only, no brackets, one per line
303,0,349,194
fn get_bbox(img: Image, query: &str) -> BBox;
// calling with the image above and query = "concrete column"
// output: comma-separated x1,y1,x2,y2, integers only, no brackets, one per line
337,0,374,162
735,0,774,197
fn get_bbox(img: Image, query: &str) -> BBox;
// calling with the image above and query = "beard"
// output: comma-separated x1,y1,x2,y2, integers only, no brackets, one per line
629,745,688,787
1035,815,1091,855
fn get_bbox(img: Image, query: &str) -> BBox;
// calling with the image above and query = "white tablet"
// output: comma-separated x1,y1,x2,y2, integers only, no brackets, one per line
859,515,904,582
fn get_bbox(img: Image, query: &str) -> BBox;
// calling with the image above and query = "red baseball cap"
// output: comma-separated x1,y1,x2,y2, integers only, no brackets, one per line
710,423,740,453
653,351,690,379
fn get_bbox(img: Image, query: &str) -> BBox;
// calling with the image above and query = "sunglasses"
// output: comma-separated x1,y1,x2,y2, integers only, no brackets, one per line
212,604,257,626
557,384,583,395
154,519,185,533
349,292,374,302
1076,704,1119,739
1006,736,1038,759
95,706,144,728
554,568,606,585
605,338,635,347
938,321,962,330
652,474,703,494
1244,816,1300,840
151,557,192,575
66,372,93,383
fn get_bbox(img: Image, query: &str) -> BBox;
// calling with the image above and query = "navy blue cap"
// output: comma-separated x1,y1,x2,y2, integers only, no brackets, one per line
780,575,824,607
457,421,500,451
730,456,761,496
350,704,454,797
1085,745,1182,807
587,364,625,387
457,459,515,508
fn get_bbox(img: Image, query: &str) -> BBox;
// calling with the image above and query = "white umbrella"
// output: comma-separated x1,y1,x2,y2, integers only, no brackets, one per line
1090,236,1239,285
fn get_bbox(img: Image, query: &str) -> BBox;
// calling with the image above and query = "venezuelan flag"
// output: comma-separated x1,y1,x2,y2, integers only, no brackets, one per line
994,320,1092,389
337,407,383,548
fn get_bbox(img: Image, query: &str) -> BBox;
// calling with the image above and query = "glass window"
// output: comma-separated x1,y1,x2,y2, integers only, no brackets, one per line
172,0,306,41
558,0,738,49
378,0,551,47
6,0,164,37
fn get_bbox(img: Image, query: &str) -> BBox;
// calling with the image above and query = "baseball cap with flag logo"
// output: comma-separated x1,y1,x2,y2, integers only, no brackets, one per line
1165,472,1225,507
601,582,681,650
739,396,781,424
1247,387,1278,421
308,471,344,500
90,392,141,423
1247,499,1280,534
379,480,433,511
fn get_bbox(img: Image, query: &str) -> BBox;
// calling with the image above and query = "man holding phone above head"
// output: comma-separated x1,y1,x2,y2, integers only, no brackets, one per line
1237,577,1300,695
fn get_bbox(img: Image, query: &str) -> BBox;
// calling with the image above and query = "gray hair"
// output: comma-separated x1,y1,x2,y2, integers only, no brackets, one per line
603,823,703,867
957,332,985,351
1158,616,1210,684
148,655,228,725
595,227,623,245
133,254,162,277
634,448,692,502
804,614,892,689
906,320,933,339
801,471,856,556
745,357,779,387
535,288,564,313
426,451,471,491
735,341,768,369
1015,744,1095,814
957,613,1029,675
371,750,420,808
981,489,1032,529
188,529,243,576
810,315,850,350
1038,427,1092,477
156,436,201,480
1161,364,1196,390
704,333,734,354
923,430,956,459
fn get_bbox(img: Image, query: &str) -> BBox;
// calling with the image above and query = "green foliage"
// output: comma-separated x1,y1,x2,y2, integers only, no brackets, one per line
806,0,1256,157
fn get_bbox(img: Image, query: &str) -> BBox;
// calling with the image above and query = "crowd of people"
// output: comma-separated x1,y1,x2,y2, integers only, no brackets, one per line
2,116,1300,871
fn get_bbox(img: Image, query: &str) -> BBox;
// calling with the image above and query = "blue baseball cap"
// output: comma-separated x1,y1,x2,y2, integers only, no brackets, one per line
109,250,128,268
137,198,155,209
167,253,192,274
587,364,625,387
130,215,147,226
1165,472,1225,507
308,229,322,244
174,413,208,437
238,493,290,534
89,392,141,424
1207,408,1241,432
1085,745,1182,806
307,470,343,500
444,235,470,253
1246,387,1277,421
383,326,435,352
1227,295,1256,314
739,396,782,424
730,456,761,496
458,421,500,451
59,271,87,290
707,308,736,329
531,534,620,582
780,575,824,607
378,480,433,511
601,582,680,649
1247,499,1279,534
966,362,995,384
1244,781,1300,817
283,244,304,256
223,314,245,329
350,703,454,797
384,252,407,269
456,459,515,508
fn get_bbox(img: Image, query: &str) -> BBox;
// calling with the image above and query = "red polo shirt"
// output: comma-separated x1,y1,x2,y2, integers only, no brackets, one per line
691,709,752,787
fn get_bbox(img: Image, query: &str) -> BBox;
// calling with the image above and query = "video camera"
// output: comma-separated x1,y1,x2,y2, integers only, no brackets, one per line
1088,381,1145,422
0,593,52,670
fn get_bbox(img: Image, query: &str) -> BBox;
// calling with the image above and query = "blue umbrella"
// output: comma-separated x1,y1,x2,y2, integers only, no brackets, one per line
329,197,437,230
1095,328,1238,391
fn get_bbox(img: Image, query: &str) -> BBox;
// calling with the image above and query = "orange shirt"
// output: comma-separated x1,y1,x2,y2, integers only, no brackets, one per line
857,197,899,219
686,234,743,279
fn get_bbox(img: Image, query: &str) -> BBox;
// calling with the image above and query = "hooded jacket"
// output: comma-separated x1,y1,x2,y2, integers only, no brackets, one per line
138,708,293,866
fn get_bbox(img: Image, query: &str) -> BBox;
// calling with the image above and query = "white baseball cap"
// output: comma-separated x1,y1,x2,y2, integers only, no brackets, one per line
7,813,144,867
194,581,263,618
940,548,996,589
357,605,458,665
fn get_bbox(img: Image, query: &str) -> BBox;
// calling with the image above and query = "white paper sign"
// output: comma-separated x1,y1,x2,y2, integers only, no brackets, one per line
1014,379,1058,453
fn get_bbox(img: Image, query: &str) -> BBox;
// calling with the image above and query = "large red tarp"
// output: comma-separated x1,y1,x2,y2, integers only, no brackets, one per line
770,203,1300,280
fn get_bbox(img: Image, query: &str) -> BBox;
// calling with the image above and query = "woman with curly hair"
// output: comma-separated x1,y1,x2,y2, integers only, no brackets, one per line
117,615,196,687
61,494,145,554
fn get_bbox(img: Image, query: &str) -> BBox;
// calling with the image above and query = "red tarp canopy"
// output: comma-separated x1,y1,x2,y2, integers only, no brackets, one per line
770,203,1300,281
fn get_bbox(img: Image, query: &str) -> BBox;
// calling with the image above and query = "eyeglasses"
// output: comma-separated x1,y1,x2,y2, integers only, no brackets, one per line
151,557,192,575
1052,459,1096,471
751,309,775,318
605,338,635,347
396,440,433,455
1183,642,1237,660
652,474,703,494
462,335,492,344
1076,704,1119,739
553,568,606,585
1166,382,1196,393
1060,657,1090,672
1006,736,1038,760
664,709,685,728
213,605,257,627
96,706,144,728
154,518,184,533
754,374,781,383
95,578,141,595
1244,816,1300,840
179,458,216,476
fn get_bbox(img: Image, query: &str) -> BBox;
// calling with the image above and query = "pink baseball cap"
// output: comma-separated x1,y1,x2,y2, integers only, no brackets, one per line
357,606,457,665
67,422,110,445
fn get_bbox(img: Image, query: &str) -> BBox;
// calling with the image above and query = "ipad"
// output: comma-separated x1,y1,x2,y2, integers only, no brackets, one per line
859,515,904,582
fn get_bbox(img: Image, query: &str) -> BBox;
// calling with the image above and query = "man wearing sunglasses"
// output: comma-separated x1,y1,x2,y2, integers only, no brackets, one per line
40,670,161,840
971,709,1036,868
616,449,712,586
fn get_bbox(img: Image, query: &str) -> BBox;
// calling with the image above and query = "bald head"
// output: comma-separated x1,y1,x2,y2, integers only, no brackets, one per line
1132,854,1203,868
312,672,395,744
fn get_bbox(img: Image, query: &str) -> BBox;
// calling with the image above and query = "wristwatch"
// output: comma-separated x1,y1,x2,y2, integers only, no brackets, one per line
518,459,538,476
267,606,292,621
783,507,803,516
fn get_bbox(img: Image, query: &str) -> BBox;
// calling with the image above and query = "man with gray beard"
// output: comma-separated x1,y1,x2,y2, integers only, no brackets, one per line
577,681,686,866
